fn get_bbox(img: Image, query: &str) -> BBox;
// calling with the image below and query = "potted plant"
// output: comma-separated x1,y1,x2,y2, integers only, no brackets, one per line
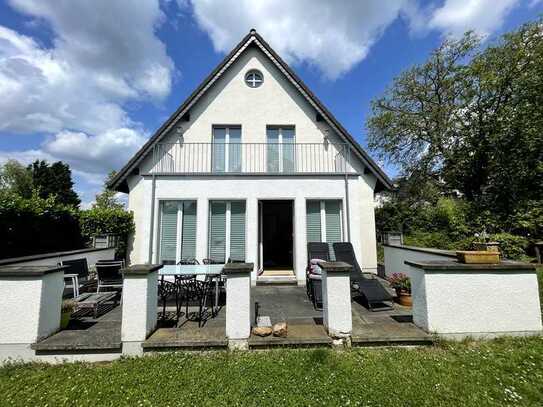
387,273,412,307
60,299,76,329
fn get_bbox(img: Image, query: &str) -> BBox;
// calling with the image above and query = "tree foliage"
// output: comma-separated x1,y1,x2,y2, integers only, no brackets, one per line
93,171,125,210
29,160,81,207
0,190,84,259
0,159,33,198
369,20,543,253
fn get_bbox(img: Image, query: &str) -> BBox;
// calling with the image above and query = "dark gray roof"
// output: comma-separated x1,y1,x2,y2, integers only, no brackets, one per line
109,29,393,193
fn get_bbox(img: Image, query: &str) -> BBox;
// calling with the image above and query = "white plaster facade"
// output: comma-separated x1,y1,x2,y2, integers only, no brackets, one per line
114,31,390,286
408,264,543,339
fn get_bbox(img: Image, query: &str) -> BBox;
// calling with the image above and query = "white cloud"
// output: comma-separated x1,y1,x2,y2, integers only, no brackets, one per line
0,0,173,136
0,0,173,194
429,0,520,38
43,128,147,175
186,0,411,80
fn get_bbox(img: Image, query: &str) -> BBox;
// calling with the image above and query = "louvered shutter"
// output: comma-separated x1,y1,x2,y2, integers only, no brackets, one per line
159,201,178,263
181,201,197,259
306,200,322,242
325,200,342,260
229,201,246,261
209,201,227,262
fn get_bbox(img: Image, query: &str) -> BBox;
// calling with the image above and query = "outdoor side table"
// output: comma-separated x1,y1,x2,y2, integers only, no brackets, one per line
74,292,118,318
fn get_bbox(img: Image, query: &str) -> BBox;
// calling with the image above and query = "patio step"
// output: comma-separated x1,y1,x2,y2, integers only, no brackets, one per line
256,275,298,285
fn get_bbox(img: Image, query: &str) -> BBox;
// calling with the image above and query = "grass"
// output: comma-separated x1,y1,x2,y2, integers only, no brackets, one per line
1,337,543,406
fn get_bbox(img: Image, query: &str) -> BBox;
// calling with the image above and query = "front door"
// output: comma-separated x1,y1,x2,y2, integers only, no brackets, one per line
258,200,294,273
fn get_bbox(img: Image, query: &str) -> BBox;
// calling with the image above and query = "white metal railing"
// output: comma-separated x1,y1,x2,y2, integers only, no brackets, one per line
151,142,352,174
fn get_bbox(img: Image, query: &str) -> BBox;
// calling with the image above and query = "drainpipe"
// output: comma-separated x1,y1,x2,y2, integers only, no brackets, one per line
344,145,351,242
148,174,156,264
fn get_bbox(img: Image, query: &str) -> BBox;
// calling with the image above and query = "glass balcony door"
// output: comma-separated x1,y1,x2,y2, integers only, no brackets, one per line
212,126,241,172
266,127,295,173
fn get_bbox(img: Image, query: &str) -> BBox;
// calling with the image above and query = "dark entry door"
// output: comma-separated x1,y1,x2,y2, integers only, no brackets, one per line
261,200,293,269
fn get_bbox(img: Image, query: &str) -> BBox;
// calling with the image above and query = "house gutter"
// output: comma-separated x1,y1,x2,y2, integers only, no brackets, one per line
148,174,156,263
344,146,351,242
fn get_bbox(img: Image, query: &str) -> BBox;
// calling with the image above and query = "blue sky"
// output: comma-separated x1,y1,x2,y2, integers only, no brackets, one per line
0,0,541,207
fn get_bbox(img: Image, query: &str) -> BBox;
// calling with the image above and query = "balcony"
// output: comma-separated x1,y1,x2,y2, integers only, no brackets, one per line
151,142,353,175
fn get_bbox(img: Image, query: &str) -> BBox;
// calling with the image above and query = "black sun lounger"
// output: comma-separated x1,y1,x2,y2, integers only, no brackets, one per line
333,242,394,311
306,242,330,309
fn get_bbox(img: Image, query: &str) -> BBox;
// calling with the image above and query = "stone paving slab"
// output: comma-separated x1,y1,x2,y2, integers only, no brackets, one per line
144,327,227,349
249,323,332,347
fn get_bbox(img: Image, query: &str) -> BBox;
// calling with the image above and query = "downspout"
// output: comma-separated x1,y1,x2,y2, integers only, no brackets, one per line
344,145,351,242
148,173,156,264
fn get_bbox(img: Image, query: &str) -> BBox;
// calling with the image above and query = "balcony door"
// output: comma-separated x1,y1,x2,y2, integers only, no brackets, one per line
266,126,295,172
212,126,241,173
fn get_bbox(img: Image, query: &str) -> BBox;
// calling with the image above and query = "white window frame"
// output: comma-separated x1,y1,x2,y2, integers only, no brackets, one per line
208,200,247,262
157,200,197,263
317,200,343,242
213,126,241,173
267,126,295,172
245,70,263,88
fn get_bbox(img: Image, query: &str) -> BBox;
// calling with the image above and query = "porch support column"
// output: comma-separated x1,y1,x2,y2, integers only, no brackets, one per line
224,262,253,350
321,262,353,346
121,264,162,356
0,265,65,362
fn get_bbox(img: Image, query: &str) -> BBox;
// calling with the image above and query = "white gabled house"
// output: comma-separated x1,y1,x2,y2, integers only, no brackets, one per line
110,29,392,285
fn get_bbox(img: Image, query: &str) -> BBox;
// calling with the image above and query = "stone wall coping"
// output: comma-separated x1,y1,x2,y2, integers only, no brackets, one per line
0,247,115,266
383,244,456,258
0,265,68,277
222,262,254,274
405,260,536,273
320,261,353,272
122,264,163,276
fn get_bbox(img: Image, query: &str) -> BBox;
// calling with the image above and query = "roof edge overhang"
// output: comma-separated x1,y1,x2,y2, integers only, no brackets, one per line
109,30,392,193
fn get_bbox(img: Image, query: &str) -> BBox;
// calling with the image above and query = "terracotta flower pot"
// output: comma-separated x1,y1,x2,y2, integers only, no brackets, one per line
398,291,412,307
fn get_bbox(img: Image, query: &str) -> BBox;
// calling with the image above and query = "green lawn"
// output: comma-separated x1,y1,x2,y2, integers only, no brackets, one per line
2,337,543,406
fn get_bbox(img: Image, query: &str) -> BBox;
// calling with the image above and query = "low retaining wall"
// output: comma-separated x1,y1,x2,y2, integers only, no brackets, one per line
383,244,455,278
406,260,542,340
0,248,117,268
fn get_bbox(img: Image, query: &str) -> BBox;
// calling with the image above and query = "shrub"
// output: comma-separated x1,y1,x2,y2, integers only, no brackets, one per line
489,233,529,260
79,208,135,259
403,230,454,250
0,190,84,259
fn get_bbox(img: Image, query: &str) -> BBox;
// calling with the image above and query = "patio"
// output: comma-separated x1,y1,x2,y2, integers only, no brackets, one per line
33,286,432,354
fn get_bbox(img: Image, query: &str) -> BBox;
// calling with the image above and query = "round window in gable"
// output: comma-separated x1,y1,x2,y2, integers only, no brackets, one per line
245,70,263,88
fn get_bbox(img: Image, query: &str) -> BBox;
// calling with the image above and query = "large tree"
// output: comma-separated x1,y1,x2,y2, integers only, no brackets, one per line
29,160,80,207
368,20,543,232
93,171,125,210
0,159,33,198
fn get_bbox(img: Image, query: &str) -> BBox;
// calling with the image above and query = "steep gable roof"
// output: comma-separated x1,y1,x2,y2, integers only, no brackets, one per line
110,29,392,192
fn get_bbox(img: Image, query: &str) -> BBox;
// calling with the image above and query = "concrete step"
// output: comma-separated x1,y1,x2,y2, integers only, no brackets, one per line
256,275,298,285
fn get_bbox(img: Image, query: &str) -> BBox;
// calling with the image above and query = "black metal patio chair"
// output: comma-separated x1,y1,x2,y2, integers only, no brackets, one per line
158,276,179,322
333,242,394,311
61,258,93,297
180,276,214,327
95,262,123,293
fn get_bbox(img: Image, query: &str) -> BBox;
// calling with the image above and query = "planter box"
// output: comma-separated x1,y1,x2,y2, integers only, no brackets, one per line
456,251,500,264
473,242,500,253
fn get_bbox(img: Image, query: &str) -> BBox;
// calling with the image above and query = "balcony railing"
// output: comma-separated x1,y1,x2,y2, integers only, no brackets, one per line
151,142,353,174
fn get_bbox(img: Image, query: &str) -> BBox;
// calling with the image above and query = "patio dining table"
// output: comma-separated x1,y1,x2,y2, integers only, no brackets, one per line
159,264,224,317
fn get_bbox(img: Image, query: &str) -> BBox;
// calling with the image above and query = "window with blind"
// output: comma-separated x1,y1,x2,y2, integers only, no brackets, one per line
266,126,295,172
158,200,197,264
212,126,241,173
306,200,343,260
209,200,246,262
